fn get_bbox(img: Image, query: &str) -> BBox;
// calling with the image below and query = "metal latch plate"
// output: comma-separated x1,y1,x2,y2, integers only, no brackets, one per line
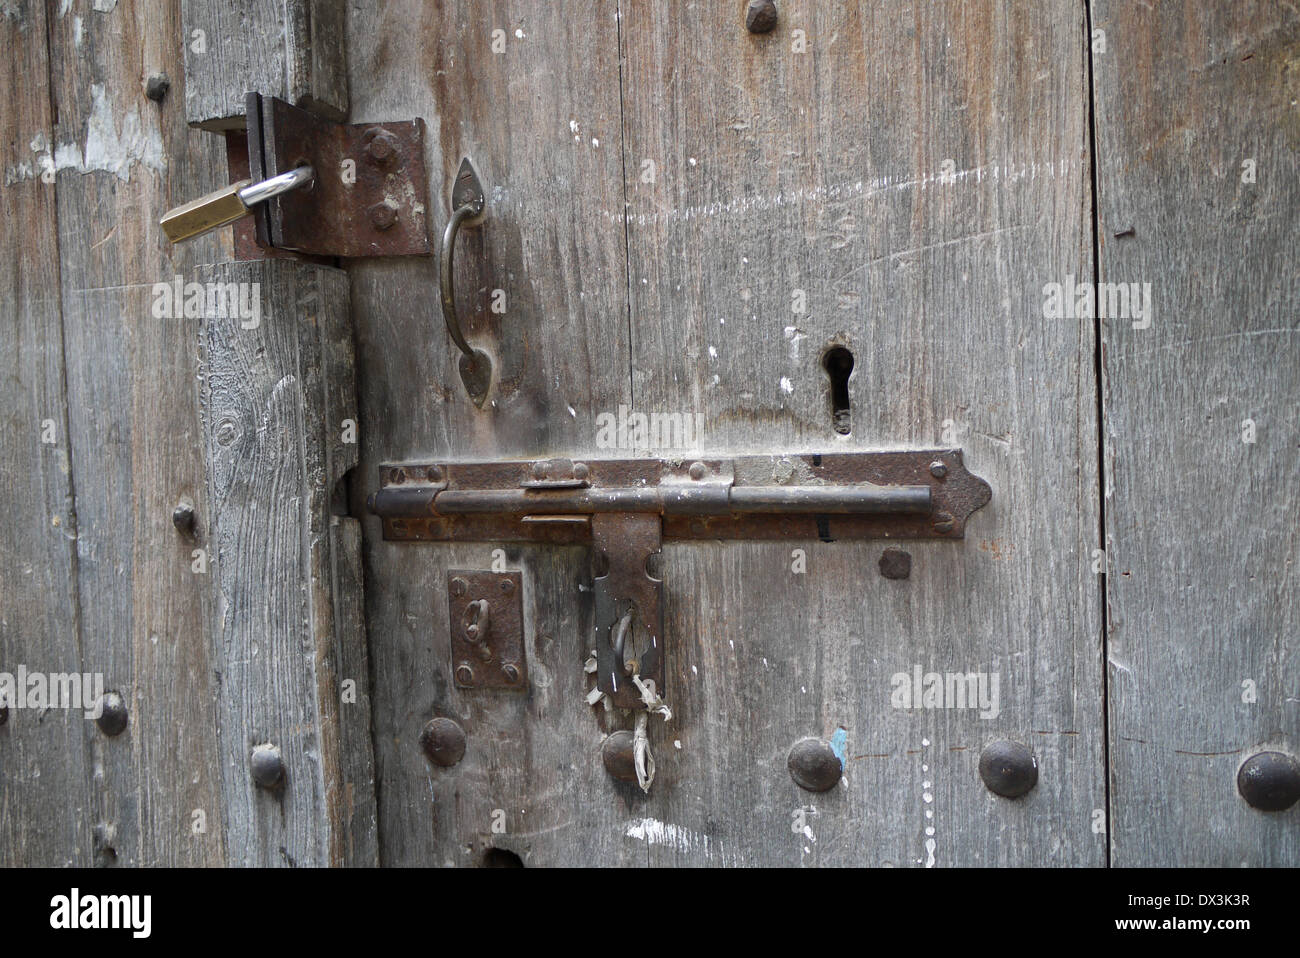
246,93,430,257
448,570,527,690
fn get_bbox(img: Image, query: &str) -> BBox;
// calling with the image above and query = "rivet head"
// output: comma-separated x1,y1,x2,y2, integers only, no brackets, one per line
450,576,468,597
532,461,548,479
929,460,948,478
979,740,1038,798
368,201,398,231
573,462,590,480
94,692,129,737
250,744,284,788
601,730,639,783
427,465,443,482
172,500,196,537
500,578,515,594
933,511,955,534
787,737,842,792
745,0,778,33
419,717,467,767
391,467,406,484
688,461,707,481
145,73,170,103
502,663,520,684
364,129,400,165
878,548,912,580
1237,751,1300,811
455,664,474,685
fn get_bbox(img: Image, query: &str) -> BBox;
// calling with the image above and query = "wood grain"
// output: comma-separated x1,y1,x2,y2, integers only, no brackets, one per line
347,0,1104,865
1091,0,1300,865
0,0,90,868
345,0,634,865
197,260,376,866
26,0,231,867
182,0,347,130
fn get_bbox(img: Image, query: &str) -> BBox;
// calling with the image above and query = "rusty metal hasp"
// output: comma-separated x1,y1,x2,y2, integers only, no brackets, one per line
243,92,430,257
368,452,991,708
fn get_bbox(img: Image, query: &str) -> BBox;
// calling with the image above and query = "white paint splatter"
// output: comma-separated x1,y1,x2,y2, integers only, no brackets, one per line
92,0,117,11
779,377,794,394
625,818,712,857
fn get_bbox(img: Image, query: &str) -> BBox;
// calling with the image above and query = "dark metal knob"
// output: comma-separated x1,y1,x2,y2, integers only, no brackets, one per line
601,730,638,784
1237,751,1300,812
94,692,129,737
979,740,1038,798
420,717,467,767
250,744,284,788
787,737,842,792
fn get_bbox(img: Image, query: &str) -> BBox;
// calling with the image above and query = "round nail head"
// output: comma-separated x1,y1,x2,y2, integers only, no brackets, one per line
95,692,129,737
250,744,284,788
420,717,467,767
602,730,638,783
1237,751,1300,812
979,740,1038,798
746,0,778,34
787,737,842,792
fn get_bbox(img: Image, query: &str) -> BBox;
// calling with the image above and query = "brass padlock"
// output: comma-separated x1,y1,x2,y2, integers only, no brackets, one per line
160,166,314,243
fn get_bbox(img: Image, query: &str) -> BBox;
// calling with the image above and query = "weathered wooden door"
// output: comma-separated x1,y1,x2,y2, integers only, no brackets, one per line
1,0,1295,867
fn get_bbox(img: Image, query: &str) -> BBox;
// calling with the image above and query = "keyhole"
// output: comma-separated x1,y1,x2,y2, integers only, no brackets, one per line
823,346,854,435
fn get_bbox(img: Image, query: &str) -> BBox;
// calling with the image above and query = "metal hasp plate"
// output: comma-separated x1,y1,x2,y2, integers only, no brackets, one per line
448,570,526,690
369,452,991,708
245,92,430,257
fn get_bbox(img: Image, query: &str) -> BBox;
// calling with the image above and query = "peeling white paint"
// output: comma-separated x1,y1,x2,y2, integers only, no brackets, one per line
7,83,164,185
625,818,712,857
92,0,118,11
82,83,163,181
779,377,794,394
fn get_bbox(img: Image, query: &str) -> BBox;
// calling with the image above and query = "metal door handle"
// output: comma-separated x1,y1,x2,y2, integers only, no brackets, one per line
440,157,492,407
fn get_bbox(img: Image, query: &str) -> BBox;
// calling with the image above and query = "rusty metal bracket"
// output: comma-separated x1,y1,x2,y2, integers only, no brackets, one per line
371,452,991,709
448,570,526,690
245,92,430,257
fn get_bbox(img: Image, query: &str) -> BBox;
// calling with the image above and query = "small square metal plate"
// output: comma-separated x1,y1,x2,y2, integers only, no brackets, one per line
448,570,526,690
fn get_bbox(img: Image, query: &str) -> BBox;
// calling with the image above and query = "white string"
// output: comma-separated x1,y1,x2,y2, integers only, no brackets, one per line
633,711,654,793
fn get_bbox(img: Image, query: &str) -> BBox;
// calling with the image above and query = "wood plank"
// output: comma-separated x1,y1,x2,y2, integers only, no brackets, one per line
347,0,1104,865
610,0,1104,866
182,0,347,130
1091,0,1300,865
0,0,91,867
345,0,634,865
41,0,231,866
197,260,376,866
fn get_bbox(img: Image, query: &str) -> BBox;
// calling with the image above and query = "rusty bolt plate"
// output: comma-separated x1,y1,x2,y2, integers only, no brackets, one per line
448,570,527,690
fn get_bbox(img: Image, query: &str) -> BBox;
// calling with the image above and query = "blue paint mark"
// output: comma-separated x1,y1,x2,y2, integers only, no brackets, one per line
829,727,848,769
